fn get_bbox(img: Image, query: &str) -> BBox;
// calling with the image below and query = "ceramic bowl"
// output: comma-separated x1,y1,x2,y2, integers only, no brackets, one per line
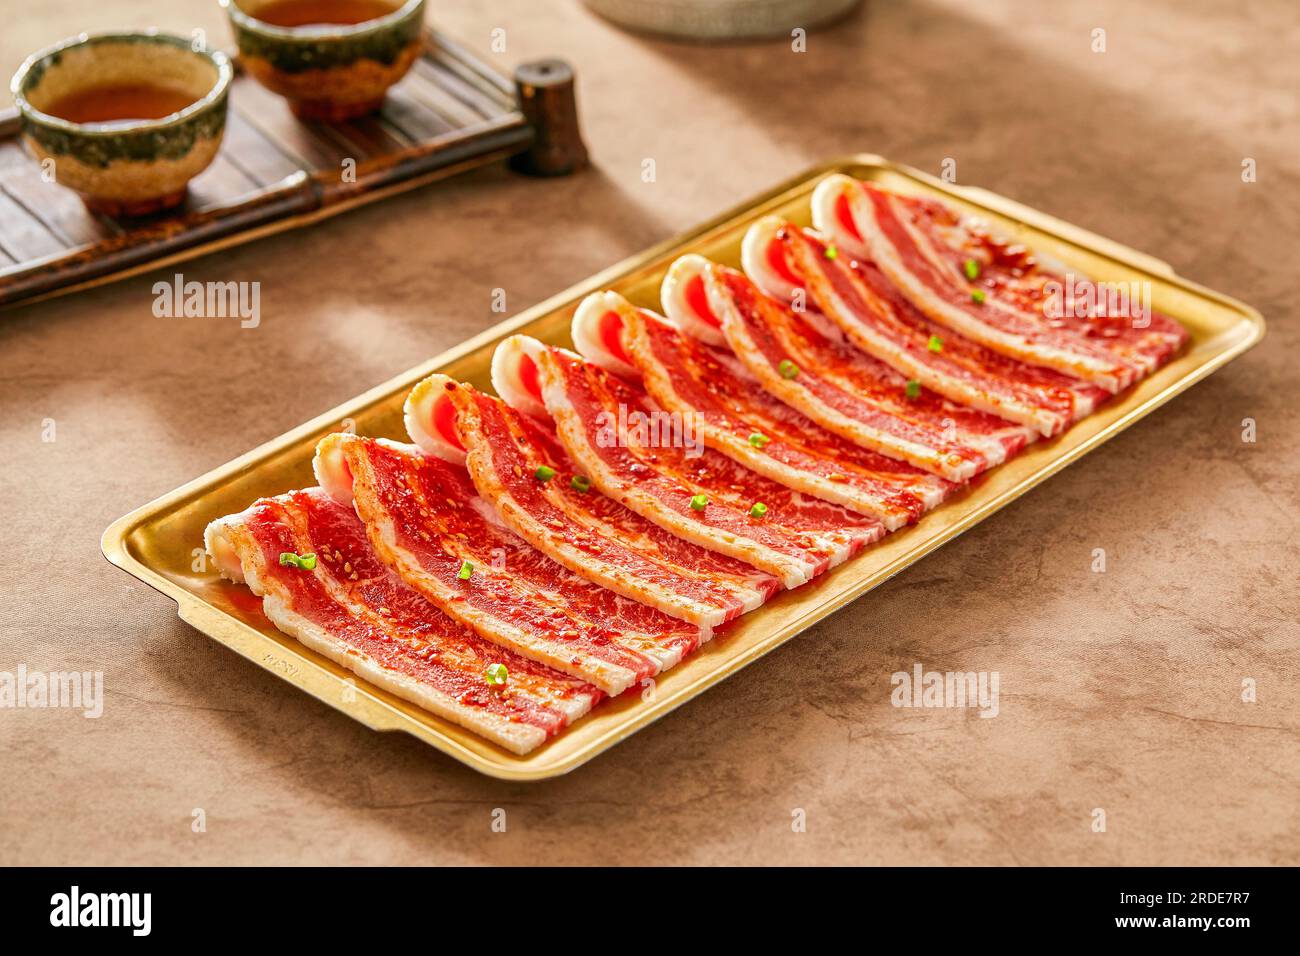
10,31,232,217
221,0,425,121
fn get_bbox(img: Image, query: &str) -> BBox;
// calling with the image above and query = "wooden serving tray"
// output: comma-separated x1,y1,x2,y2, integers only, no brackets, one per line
0,29,581,312
101,156,1265,780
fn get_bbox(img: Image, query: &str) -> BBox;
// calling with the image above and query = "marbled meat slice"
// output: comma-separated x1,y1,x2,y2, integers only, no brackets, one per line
809,175,1188,392
314,432,701,696
204,488,600,754
494,337,886,589
407,374,780,627
748,216,1115,438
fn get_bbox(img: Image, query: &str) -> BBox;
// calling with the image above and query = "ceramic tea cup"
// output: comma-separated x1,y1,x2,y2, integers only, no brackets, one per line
220,0,425,121
10,31,232,217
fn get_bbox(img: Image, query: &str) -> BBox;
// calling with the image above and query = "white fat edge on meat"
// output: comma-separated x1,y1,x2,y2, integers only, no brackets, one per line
314,424,559,583
807,181,1100,433
815,173,1081,285
491,338,739,634
205,505,566,754
659,254,726,346
502,336,725,517
691,226,863,353
773,292,858,348
204,512,249,584
491,335,550,421
403,375,469,466
491,344,748,578
312,433,356,507
486,338,663,556
709,342,768,388
407,365,555,519
571,290,641,380
761,218,1066,435
493,333,583,423
659,272,925,467
205,487,340,584
313,432,429,508
833,180,1125,390
810,174,871,260
266,593,553,755
810,185,1084,430
741,215,802,303
469,492,520,533
310,431,644,669
504,334,777,603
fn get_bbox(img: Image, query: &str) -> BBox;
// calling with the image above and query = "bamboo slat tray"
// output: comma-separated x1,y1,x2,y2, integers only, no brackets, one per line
102,155,1265,780
0,29,551,311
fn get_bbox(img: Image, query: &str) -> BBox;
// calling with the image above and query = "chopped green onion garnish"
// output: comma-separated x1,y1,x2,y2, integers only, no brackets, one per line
570,475,591,493
905,379,921,399
964,258,981,280
749,502,768,518
928,334,943,353
279,552,317,570
690,494,709,511
824,244,839,261
457,560,473,580
970,288,986,304
778,359,799,379
484,663,508,686
748,432,770,448
534,465,556,481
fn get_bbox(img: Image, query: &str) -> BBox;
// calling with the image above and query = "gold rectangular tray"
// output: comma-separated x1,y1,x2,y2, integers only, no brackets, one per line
101,155,1265,780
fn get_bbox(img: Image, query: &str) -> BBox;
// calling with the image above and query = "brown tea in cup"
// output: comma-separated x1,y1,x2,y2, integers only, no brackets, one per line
41,84,199,126
253,0,397,27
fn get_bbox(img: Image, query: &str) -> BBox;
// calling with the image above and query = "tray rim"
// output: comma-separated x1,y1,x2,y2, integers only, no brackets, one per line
101,153,1266,780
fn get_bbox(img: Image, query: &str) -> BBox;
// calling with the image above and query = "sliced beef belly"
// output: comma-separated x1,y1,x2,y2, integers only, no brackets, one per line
748,216,1116,437
662,254,1034,481
204,488,600,754
411,374,780,627
574,287,958,511
495,337,886,588
201,171,1193,754
314,432,705,696
810,175,1188,392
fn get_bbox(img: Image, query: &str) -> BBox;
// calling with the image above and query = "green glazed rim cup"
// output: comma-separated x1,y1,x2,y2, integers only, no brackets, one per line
219,0,426,121
10,30,233,216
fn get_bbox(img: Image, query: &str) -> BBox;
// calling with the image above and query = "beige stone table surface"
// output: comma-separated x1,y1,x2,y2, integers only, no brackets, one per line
2,0,1296,866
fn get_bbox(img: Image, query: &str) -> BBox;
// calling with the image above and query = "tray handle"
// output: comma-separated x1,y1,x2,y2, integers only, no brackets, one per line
955,184,1176,277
